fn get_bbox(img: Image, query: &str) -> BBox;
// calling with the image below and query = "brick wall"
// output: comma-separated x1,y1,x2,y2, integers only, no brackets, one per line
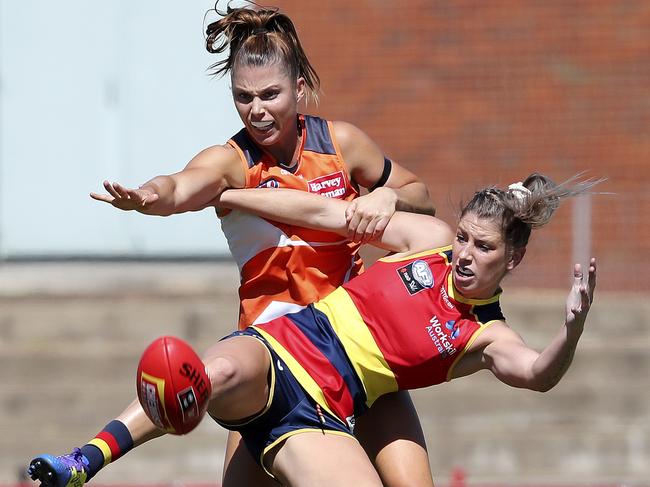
270,1,650,292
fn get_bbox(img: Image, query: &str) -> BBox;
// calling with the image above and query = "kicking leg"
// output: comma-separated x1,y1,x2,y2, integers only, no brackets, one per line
28,404,163,487
203,335,271,422
29,334,271,487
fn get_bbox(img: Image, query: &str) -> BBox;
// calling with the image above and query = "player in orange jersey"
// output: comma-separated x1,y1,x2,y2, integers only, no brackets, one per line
86,4,435,487
30,173,599,487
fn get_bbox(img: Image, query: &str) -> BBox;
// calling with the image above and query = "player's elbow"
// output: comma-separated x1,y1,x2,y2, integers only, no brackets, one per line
527,376,559,393
411,182,436,216
531,383,553,393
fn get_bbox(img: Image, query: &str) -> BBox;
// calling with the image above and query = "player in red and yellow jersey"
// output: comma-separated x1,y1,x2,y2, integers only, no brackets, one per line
30,173,599,487
83,5,435,487
197,172,597,486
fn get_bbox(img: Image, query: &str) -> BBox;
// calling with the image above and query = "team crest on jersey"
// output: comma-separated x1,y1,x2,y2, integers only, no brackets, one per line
257,178,280,189
307,171,346,198
397,260,434,295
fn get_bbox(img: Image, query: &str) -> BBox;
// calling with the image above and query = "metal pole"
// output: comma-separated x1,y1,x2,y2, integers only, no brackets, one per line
0,0,4,260
572,194,592,281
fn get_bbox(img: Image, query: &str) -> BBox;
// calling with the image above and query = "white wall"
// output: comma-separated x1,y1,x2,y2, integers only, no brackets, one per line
0,1,243,256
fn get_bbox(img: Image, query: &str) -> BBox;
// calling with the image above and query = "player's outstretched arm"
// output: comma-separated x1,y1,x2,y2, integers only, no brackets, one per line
218,188,452,254
476,259,597,392
220,188,349,232
90,145,244,216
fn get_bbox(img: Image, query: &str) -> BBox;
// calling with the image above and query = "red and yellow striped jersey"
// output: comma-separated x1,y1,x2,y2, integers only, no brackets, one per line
254,246,505,422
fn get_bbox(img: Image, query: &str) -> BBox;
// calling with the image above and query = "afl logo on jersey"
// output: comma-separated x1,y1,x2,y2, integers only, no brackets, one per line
412,260,434,288
257,178,280,189
397,259,434,296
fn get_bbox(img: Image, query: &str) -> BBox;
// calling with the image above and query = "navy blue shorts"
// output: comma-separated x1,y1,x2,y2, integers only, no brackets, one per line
210,328,354,474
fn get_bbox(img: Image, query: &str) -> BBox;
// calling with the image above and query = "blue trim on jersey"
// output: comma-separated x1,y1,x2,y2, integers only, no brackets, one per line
472,300,505,323
286,306,369,416
303,116,337,155
231,129,263,168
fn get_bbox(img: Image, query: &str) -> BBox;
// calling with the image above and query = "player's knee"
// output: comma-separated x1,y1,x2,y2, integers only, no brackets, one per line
207,356,240,396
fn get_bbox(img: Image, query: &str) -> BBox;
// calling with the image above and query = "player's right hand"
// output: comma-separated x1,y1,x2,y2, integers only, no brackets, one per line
565,257,596,329
90,180,160,211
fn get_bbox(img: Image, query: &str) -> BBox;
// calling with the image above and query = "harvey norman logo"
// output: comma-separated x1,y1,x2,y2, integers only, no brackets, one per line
307,171,346,198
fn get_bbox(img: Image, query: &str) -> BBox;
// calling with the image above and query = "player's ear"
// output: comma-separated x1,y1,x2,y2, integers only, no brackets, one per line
296,77,305,103
507,246,526,271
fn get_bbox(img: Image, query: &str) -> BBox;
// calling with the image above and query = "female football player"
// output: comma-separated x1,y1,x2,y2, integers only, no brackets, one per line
29,173,598,487
85,3,435,487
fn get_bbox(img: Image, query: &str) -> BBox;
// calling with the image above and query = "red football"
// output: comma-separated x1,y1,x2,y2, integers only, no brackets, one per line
136,336,212,435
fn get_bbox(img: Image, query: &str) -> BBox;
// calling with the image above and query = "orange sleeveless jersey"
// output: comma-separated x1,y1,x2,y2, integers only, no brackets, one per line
220,115,363,329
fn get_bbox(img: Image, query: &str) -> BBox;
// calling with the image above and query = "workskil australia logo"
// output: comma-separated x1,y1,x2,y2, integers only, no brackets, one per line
425,315,459,358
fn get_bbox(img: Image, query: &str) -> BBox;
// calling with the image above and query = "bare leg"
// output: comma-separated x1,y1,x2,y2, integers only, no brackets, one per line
355,391,434,487
205,336,281,486
28,387,167,485
116,400,165,446
109,336,272,484
28,334,274,487
222,431,281,487
115,335,271,447
268,432,383,487
203,336,271,421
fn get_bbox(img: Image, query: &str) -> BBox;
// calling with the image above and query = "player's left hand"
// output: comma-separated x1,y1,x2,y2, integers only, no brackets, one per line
565,257,597,329
345,187,398,243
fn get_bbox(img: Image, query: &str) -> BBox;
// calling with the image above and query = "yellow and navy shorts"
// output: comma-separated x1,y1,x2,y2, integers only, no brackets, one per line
211,327,355,474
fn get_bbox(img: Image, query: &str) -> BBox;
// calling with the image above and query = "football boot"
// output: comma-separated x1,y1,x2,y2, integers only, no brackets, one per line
27,448,89,487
